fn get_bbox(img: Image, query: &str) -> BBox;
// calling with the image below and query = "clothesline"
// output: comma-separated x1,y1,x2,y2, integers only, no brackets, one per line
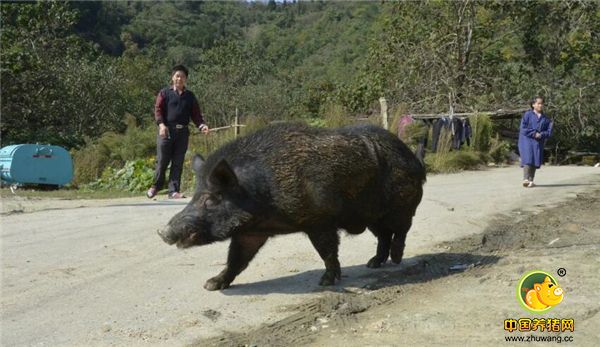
397,113,473,153
410,109,527,120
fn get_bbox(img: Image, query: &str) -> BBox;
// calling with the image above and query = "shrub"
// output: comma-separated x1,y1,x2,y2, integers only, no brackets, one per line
488,133,511,165
72,115,155,186
83,158,154,192
117,114,156,161
321,103,353,128
425,150,485,173
469,114,493,152
306,118,327,127
71,139,113,187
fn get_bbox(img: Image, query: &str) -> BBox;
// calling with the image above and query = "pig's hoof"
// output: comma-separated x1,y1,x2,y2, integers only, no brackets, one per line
204,277,230,291
366,256,386,268
390,241,404,264
390,250,403,264
319,270,341,286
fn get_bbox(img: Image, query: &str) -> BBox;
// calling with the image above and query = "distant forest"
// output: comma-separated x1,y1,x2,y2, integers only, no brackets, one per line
1,1,598,152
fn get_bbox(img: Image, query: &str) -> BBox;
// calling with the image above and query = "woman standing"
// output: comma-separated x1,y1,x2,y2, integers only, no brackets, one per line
518,96,553,187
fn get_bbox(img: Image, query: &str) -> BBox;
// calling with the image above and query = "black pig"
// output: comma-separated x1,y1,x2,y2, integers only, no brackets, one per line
158,123,425,290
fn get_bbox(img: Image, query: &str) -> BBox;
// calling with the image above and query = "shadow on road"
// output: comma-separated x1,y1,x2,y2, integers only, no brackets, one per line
106,201,189,208
219,252,501,296
533,183,595,188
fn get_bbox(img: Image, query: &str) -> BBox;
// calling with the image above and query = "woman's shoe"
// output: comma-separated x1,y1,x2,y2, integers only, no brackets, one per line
168,192,186,199
522,180,530,187
147,187,157,199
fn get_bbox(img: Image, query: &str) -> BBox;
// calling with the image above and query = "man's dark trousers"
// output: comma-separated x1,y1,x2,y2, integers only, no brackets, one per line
153,126,189,194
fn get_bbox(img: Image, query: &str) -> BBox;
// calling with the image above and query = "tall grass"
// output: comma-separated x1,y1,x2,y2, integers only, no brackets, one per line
322,103,354,128
469,114,493,152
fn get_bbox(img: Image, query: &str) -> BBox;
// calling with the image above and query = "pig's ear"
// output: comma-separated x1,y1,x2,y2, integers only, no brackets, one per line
192,154,205,174
208,159,238,190
534,283,542,291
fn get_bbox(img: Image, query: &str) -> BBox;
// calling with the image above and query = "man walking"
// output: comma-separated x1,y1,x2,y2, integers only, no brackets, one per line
147,64,209,199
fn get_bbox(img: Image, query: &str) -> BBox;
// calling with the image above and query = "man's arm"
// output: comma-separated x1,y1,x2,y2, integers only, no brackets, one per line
154,90,166,125
154,90,168,138
191,98,209,133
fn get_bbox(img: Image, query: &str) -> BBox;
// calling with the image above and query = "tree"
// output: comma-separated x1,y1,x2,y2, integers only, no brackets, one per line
353,1,598,151
1,2,129,148
191,41,275,125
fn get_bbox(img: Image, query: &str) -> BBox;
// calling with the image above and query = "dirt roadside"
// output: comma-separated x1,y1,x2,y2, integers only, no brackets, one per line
198,190,600,347
1,166,599,347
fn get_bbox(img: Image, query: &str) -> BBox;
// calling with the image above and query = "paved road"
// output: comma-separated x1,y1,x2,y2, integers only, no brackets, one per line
1,166,598,346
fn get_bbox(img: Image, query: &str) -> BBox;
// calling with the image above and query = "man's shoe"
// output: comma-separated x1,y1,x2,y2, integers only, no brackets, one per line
147,187,157,199
527,181,535,188
522,180,530,187
168,192,186,199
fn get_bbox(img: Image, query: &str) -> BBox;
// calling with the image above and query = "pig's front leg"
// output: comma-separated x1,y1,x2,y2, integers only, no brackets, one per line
204,233,269,291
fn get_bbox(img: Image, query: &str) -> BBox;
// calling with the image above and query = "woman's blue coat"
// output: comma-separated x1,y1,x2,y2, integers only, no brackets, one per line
518,110,553,168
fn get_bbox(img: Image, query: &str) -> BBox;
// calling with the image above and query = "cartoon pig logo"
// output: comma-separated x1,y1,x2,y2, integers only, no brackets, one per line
517,271,564,313
524,276,564,309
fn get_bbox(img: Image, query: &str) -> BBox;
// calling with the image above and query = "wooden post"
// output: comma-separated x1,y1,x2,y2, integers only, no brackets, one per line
379,97,388,130
234,108,240,138
204,127,209,153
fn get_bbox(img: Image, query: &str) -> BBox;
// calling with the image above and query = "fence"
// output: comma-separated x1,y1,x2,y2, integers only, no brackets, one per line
209,108,245,137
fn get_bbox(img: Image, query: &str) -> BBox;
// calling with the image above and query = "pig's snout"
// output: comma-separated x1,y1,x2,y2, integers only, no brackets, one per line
554,288,563,296
157,228,177,245
157,215,209,249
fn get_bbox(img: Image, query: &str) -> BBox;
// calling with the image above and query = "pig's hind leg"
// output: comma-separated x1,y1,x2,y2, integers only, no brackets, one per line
307,229,341,286
368,212,413,267
365,229,392,268
388,213,413,264
204,233,268,291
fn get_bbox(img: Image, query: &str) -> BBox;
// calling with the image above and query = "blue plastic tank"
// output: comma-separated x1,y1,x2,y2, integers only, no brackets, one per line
0,144,73,186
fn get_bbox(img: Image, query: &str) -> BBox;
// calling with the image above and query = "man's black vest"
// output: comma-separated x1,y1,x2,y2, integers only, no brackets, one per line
161,88,197,126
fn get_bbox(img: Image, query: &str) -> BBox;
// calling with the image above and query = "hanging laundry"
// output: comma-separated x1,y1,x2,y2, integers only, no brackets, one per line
431,117,451,152
461,118,472,147
452,117,463,150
